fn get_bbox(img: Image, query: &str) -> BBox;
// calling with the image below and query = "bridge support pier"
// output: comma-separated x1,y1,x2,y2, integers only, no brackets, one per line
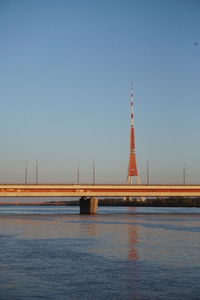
79,197,98,214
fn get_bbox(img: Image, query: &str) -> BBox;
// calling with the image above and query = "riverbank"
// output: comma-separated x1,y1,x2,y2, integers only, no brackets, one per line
1,197,200,207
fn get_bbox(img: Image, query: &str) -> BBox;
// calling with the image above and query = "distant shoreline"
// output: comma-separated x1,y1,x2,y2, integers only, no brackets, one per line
0,197,200,207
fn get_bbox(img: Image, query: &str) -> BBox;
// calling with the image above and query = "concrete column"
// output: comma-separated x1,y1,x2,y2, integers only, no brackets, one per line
79,197,98,214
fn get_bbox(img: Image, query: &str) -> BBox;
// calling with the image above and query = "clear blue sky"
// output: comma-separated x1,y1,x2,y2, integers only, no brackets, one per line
0,0,199,184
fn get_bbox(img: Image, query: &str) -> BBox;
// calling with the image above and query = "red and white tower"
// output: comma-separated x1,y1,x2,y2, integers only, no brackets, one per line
126,83,139,185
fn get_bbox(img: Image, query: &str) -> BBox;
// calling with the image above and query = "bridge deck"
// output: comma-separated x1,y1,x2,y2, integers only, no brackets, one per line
0,184,200,197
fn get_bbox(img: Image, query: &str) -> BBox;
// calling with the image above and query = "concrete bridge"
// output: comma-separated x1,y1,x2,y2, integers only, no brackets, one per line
0,184,200,214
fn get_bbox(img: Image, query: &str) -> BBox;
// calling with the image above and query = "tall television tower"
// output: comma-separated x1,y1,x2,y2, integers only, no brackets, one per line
126,83,139,185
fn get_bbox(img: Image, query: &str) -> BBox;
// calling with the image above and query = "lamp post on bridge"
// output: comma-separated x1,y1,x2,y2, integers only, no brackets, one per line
25,161,28,184
183,163,189,185
35,159,39,185
147,160,149,185
87,159,96,185
92,158,95,185
77,161,80,184
141,161,149,185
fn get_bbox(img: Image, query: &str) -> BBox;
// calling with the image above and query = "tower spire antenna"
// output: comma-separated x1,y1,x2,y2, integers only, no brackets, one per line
130,81,134,127
126,82,139,185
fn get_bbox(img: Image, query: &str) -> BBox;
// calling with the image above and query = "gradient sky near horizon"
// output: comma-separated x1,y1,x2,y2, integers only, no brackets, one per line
0,0,200,184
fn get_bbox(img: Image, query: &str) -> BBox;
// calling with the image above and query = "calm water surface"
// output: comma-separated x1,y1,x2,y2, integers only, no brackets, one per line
0,205,200,299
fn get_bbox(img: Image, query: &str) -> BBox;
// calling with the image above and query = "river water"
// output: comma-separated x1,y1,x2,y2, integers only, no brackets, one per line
0,205,200,299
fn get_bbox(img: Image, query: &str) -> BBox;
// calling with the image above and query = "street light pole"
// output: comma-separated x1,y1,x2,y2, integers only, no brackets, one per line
183,163,190,185
77,161,80,184
25,161,28,184
36,159,38,185
93,158,95,185
147,160,149,185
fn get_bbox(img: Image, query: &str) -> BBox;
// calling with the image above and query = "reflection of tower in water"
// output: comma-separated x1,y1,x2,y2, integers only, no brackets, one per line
127,220,140,298
128,221,139,260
